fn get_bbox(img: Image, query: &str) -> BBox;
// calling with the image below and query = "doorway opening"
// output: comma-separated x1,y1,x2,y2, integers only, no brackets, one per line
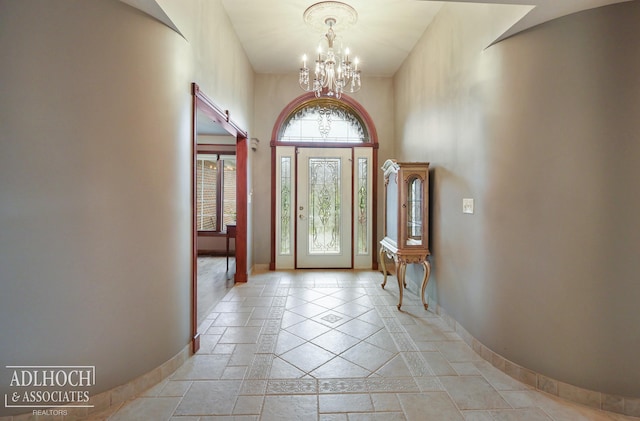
191,83,248,353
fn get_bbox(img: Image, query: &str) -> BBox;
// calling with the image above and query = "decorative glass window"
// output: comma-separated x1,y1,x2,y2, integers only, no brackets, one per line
357,157,368,254
308,157,342,254
280,157,292,255
279,99,369,143
276,147,296,268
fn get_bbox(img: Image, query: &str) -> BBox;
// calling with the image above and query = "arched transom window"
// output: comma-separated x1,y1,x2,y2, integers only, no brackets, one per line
279,99,370,143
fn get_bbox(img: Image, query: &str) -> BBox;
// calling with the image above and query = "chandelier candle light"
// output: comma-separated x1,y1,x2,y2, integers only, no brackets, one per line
299,1,361,99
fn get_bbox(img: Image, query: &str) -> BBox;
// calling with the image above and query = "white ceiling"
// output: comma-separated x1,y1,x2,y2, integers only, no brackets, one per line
218,0,631,77
219,0,444,77
197,109,231,135
123,0,631,77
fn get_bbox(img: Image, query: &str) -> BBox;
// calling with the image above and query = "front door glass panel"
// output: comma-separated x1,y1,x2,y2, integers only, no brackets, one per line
297,148,351,268
308,158,342,254
407,176,423,245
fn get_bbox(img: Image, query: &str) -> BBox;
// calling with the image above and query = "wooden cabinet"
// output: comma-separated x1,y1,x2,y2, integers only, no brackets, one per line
379,160,431,309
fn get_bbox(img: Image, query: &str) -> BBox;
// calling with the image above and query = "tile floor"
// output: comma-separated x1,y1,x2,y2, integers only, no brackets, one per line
196,256,235,326
107,270,636,420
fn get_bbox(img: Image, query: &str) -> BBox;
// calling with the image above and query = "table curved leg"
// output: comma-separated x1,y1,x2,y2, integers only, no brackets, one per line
397,262,407,310
421,260,432,310
379,247,388,288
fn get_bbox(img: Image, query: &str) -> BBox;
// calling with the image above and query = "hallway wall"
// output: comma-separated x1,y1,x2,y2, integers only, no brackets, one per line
394,1,640,398
0,0,253,416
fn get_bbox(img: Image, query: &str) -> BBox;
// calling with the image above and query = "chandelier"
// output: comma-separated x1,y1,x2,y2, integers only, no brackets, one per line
298,1,361,99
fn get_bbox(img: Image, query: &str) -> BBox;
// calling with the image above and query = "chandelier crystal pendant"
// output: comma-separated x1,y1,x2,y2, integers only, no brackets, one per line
299,2,361,99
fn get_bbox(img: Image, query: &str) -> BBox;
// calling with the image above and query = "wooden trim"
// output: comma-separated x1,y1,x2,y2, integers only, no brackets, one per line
197,231,227,237
196,146,236,154
372,146,379,270
271,140,376,149
235,136,248,283
351,148,355,269
192,83,248,139
294,147,299,269
269,143,277,270
197,250,234,257
191,86,199,354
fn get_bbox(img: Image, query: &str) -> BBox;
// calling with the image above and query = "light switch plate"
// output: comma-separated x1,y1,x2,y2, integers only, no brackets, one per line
463,198,474,214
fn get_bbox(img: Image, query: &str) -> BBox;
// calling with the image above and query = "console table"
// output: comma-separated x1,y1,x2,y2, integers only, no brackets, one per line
379,239,431,310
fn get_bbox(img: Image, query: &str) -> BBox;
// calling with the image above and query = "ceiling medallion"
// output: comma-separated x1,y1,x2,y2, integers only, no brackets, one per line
298,1,361,99
303,1,358,32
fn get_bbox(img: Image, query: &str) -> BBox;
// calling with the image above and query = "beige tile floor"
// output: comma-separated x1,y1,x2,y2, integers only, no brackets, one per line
107,270,636,420
196,256,235,326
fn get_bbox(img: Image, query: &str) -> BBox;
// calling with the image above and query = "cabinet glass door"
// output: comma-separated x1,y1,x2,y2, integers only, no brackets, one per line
407,176,423,245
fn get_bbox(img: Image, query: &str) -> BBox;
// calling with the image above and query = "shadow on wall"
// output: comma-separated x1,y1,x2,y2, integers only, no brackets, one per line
403,165,472,306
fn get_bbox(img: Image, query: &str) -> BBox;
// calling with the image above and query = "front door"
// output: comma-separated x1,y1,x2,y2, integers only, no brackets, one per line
296,148,352,268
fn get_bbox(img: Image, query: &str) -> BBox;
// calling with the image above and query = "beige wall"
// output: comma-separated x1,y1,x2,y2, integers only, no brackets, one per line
0,0,253,415
394,1,640,397
157,0,253,132
159,0,255,268
251,74,395,266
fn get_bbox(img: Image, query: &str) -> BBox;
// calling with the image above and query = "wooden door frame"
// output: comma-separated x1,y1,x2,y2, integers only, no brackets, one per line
191,83,248,353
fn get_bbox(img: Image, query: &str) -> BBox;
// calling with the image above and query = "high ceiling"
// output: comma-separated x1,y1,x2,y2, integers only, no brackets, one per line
123,0,631,77
219,0,444,77
218,0,630,77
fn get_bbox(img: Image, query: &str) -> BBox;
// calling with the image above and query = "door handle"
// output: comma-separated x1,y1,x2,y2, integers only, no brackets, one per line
299,214,305,220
